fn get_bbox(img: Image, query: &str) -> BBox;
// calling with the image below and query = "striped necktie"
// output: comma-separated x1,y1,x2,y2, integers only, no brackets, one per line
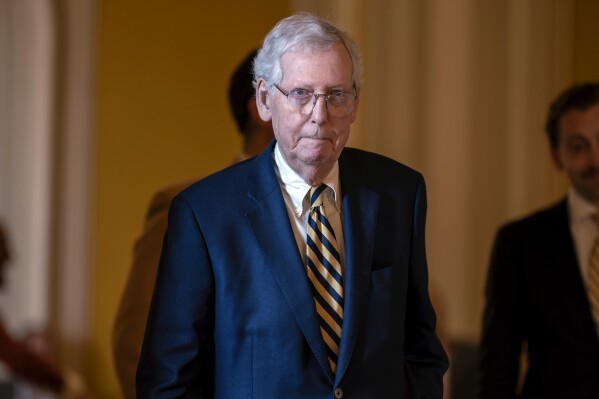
306,184,344,374
589,214,599,335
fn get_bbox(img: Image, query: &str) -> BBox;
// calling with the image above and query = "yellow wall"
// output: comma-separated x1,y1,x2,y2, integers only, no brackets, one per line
92,2,290,397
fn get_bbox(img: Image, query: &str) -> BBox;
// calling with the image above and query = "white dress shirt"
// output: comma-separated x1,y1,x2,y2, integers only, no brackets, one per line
568,187,598,286
272,143,345,267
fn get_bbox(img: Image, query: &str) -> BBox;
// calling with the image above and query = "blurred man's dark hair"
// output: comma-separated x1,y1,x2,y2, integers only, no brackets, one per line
228,49,259,135
546,83,599,149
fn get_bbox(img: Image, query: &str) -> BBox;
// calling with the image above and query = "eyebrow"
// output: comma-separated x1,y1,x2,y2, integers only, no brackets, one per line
297,86,353,95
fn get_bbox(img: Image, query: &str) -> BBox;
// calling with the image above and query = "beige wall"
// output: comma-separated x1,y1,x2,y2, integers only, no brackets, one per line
91,2,289,397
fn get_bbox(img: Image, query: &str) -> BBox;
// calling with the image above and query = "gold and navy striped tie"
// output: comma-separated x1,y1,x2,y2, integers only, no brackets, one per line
306,184,344,374
589,214,599,335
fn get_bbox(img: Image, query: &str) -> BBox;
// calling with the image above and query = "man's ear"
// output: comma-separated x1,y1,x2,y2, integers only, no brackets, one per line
255,79,272,122
248,98,271,128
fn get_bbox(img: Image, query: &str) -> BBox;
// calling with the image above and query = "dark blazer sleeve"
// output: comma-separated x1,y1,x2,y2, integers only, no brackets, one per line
404,176,450,398
136,193,214,397
479,224,523,398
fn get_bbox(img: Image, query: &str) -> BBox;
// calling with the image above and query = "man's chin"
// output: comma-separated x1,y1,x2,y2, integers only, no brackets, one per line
298,138,332,151
297,153,333,167
293,144,331,160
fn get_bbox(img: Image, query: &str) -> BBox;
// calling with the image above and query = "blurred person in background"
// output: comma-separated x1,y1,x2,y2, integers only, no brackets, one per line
479,83,599,398
111,48,273,399
0,221,89,398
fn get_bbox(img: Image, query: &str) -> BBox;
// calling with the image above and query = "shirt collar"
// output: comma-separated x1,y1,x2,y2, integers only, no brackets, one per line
568,187,597,224
273,143,341,215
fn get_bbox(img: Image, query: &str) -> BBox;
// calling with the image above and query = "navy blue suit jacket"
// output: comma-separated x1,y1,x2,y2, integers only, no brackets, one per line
479,199,599,398
137,142,448,398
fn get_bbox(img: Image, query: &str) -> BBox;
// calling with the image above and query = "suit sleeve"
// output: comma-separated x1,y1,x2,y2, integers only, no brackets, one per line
478,225,523,398
136,194,214,397
404,176,450,398
112,189,171,399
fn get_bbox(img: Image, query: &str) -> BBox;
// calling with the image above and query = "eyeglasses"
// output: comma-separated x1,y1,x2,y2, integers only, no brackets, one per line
273,84,356,117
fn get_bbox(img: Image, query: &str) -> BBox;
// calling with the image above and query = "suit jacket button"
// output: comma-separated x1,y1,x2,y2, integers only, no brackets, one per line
334,387,343,398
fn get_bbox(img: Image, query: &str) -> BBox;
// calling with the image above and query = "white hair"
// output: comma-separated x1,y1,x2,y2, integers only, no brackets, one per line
253,12,363,91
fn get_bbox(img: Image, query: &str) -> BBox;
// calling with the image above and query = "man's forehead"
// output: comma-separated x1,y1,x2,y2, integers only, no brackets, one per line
279,45,353,86
281,42,350,60
560,104,599,132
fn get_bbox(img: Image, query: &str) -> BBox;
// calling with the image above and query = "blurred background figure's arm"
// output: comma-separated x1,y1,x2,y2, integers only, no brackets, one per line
112,184,185,399
0,319,64,392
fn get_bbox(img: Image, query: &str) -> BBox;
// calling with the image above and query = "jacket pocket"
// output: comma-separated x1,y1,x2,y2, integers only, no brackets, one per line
370,261,399,287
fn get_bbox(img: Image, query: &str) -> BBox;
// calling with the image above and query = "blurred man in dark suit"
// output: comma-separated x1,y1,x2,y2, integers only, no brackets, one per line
480,83,599,398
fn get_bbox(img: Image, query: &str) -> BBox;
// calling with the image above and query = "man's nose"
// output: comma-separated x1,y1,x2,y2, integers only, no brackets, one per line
310,94,328,125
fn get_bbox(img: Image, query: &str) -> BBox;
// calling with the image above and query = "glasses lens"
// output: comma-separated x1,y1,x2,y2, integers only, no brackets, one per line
327,92,354,117
279,85,355,117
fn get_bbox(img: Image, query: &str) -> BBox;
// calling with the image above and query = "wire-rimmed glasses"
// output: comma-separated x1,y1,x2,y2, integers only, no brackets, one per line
274,84,356,117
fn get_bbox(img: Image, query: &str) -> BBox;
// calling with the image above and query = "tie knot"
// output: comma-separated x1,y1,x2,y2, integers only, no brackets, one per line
309,184,328,208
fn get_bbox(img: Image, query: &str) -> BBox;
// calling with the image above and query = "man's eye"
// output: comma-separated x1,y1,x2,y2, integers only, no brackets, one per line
290,89,310,98
566,141,589,153
569,144,586,153
328,91,347,104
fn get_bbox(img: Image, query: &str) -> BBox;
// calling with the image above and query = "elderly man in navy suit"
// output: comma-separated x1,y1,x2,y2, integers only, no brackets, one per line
479,83,599,398
137,12,448,398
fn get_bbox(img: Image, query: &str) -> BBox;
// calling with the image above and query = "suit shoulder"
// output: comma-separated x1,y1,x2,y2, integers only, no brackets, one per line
145,179,197,221
341,147,423,181
176,158,255,203
340,147,425,195
496,199,567,238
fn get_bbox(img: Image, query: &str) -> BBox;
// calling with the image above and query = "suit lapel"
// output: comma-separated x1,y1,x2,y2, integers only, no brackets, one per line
245,142,334,382
334,153,380,383
549,200,598,337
